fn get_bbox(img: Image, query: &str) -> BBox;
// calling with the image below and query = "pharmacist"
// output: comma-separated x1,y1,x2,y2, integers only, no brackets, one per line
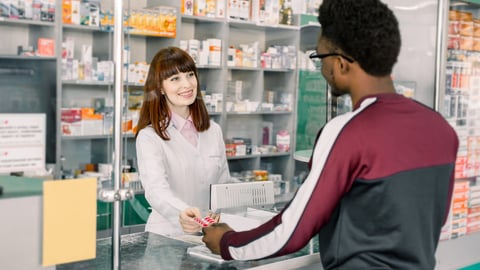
135,47,230,236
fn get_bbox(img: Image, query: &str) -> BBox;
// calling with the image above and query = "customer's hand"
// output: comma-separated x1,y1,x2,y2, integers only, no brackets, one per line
202,223,234,255
179,207,202,233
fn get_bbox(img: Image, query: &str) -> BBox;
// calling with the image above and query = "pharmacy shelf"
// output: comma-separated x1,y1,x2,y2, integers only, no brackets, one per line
0,17,55,27
181,14,226,24
196,65,223,69
62,80,113,86
228,19,299,31
264,68,294,72
62,80,144,87
62,23,102,32
0,55,56,60
0,1,303,187
228,66,262,71
61,134,135,140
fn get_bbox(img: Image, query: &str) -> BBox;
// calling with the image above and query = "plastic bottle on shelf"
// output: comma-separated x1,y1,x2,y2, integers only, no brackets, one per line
276,130,290,152
279,0,285,24
282,0,293,25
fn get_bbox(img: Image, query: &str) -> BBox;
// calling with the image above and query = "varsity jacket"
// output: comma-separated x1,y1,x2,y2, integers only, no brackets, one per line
219,93,459,270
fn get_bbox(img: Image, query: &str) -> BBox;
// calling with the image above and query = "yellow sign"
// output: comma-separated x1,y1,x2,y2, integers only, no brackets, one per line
42,178,97,266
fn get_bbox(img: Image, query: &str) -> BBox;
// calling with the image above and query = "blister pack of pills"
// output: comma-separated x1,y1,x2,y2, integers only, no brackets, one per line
193,216,217,227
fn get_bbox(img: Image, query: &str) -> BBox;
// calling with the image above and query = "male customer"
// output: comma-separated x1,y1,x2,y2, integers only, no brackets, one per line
202,0,459,269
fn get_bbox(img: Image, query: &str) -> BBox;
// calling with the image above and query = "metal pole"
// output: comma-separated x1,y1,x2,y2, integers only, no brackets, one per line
434,0,448,112
112,0,124,269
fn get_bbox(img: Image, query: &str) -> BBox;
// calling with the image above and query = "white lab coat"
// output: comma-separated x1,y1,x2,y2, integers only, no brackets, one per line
136,120,230,236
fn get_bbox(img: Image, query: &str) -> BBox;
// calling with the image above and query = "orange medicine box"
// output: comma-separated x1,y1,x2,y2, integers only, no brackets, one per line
452,200,468,210
452,191,469,202
81,108,103,120
63,0,72,24
37,38,55,56
459,20,474,36
474,19,480,37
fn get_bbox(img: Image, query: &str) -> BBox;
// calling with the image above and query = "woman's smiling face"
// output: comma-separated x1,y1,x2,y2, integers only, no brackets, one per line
162,70,198,116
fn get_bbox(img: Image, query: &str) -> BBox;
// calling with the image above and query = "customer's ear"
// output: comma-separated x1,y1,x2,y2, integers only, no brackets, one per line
338,57,349,74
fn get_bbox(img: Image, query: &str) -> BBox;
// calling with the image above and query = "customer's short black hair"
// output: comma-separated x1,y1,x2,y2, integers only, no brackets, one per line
318,0,401,76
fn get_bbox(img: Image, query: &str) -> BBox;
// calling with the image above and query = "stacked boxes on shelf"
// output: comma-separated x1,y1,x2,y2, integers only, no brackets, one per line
466,135,480,180
226,43,297,70
441,180,469,240
61,108,103,136
224,127,290,158
180,0,320,26
60,104,106,137
441,7,480,247
62,38,150,84
260,45,297,69
179,38,222,66
181,0,225,18
61,91,141,137
451,180,469,239
125,7,177,37
61,37,113,82
228,0,283,25
441,179,480,240
1,0,56,57
448,10,480,52
227,42,297,70
63,0,177,37
444,51,480,181
62,0,100,26
225,137,252,157
225,80,292,113
468,184,480,234
1,0,55,21
201,91,223,113
124,61,149,85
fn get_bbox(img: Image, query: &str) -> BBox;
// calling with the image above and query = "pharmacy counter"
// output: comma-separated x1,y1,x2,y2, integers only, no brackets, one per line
57,231,318,270
0,176,55,270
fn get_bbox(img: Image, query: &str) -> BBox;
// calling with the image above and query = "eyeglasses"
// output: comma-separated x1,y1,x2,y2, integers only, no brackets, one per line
309,52,354,63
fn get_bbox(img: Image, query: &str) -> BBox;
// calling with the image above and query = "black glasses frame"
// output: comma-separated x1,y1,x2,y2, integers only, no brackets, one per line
309,52,354,63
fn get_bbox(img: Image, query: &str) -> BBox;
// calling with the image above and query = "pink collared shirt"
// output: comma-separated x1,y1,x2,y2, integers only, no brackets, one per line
171,112,198,147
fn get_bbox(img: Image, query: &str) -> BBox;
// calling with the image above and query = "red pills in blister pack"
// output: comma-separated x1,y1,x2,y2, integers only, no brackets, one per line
193,216,217,227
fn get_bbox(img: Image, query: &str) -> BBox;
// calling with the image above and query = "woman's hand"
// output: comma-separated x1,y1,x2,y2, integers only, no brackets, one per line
179,207,202,233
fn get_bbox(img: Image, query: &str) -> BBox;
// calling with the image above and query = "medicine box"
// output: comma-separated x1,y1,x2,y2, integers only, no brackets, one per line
61,108,103,136
37,38,55,56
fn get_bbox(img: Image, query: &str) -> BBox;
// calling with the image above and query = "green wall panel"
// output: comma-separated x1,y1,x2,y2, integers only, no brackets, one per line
296,70,328,152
